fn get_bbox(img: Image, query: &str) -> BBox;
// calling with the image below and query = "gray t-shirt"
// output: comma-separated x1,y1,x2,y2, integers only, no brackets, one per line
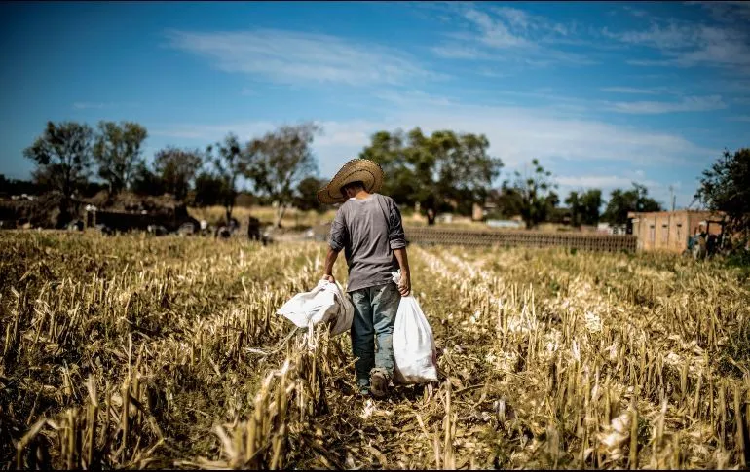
329,194,406,293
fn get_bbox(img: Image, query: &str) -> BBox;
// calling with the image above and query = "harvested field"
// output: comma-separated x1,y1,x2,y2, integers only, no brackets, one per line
2,231,750,469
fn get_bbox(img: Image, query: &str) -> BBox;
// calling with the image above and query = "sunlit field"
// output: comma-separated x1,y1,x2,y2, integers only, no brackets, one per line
2,232,749,469
186,204,555,233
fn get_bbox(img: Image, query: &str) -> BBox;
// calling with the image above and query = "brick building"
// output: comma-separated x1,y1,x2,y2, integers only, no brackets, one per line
627,210,726,253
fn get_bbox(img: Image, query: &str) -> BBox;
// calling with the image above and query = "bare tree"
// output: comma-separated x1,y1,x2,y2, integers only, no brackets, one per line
249,123,320,228
206,133,250,225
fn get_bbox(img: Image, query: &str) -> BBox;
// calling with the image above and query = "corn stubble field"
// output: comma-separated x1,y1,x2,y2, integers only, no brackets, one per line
1,232,750,470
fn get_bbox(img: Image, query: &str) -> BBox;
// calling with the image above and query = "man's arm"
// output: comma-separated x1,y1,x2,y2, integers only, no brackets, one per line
394,247,410,297
323,247,340,283
385,197,410,297
324,208,347,282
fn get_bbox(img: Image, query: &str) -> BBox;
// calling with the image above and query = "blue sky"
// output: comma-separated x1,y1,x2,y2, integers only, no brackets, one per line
1,1,749,208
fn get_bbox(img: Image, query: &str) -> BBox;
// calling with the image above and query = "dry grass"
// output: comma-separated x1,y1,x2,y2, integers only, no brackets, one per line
2,231,750,469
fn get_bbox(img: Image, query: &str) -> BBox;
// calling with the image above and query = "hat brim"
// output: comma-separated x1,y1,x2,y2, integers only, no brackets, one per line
317,159,385,204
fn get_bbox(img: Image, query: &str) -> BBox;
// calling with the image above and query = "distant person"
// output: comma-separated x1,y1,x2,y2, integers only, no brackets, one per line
247,216,261,241
692,222,708,259
228,217,240,233
319,159,411,398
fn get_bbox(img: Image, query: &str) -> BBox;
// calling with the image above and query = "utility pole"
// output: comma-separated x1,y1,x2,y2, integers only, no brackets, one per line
669,185,675,212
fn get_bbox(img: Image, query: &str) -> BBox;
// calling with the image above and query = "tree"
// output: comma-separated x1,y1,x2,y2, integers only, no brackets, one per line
250,123,320,228
506,159,558,229
294,176,327,213
153,147,203,200
130,162,165,197
580,189,603,226
602,183,661,225
602,189,633,226
633,183,661,213
206,133,251,224
78,181,109,199
565,191,582,227
0,175,44,196
93,121,148,195
193,171,226,207
545,191,560,211
23,121,94,201
695,148,750,239
565,188,603,227
360,127,503,225
488,185,524,219
359,130,418,206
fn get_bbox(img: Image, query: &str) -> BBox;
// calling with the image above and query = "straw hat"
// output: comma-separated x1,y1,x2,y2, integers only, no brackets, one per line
317,159,385,204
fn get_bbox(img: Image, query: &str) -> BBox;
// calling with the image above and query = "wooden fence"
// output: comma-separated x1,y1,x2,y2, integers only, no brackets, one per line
402,227,637,252
312,223,637,252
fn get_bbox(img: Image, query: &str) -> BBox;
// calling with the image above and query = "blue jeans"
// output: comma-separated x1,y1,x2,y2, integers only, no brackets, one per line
350,282,400,389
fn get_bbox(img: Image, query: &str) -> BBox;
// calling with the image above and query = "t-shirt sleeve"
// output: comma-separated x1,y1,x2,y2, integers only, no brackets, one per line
387,198,406,249
329,206,347,251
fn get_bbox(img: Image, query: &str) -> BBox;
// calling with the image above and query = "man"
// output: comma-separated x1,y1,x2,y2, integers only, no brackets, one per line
247,215,261,241
318,159,411,398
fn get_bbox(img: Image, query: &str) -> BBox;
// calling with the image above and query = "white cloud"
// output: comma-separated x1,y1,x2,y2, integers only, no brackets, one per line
622,5,649,18
556,175,659,191
604,20,750,71
464,8,532,49
555,174,691,208
603,22,697,50
727,115,750,122
625,59,674,67
432,6,596,66
687,1,750,23
494,7,532,31
430,45,491,60
476,68,510,79
491,89,590,108
373,89,458,107
153,89,716,183
606,95,727,114
475,89,722,116
165,28,439,87
600,87,664,95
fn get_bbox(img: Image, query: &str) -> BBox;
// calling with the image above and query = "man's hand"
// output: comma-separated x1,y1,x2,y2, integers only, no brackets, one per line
323,274,335,283
393,247,411,297
397,272,411,297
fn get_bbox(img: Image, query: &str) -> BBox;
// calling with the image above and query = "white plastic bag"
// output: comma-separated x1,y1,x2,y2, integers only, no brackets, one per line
392,272,438,383
277,279,354,336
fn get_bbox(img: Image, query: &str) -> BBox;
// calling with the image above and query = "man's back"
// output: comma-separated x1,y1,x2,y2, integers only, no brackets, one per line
329,194,406,292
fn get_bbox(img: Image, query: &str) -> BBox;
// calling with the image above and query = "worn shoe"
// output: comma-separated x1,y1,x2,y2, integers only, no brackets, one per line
369,369,391,398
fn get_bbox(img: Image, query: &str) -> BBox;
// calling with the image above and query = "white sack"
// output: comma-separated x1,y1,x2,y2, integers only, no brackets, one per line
276,279,354,336
392,272,438,384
